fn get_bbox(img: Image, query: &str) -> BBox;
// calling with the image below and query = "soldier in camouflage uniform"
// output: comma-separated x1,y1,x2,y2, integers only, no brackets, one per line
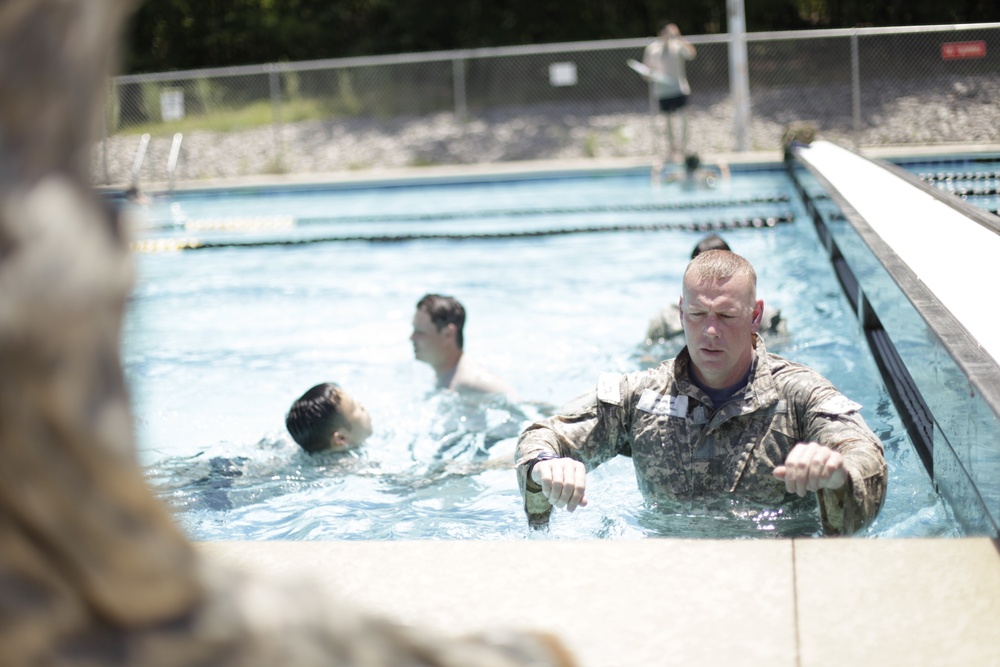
516,250,886,535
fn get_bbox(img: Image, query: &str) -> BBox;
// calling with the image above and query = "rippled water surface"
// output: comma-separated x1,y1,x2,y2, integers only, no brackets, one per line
124,168,961,540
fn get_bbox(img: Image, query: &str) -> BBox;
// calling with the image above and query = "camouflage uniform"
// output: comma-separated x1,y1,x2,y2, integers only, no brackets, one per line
516,337,887,535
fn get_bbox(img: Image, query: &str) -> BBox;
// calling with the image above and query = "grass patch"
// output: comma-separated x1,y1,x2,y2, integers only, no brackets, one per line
114,97,332,137
408,155,438,167
262,156,288,175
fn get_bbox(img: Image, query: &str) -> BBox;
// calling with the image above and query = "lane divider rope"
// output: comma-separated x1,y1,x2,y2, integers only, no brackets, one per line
919,171,1000,182
131,213,795,253
136,194,793,233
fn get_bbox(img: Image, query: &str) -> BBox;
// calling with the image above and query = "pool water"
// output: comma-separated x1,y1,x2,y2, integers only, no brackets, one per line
894,155,1000,218
123,168,961,540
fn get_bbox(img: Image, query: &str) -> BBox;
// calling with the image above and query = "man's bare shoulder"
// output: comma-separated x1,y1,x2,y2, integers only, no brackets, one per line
450,355,518,398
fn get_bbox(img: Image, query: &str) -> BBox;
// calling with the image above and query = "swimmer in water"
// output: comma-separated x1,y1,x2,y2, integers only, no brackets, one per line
285,382,373,453
410,293,519,398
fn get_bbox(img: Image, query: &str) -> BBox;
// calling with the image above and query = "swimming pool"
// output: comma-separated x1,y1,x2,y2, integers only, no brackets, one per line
892,155,1000,218
123,165,961,540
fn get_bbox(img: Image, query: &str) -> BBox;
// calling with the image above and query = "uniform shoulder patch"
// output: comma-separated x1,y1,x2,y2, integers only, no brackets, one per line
597,372,623,405
817,394,862,415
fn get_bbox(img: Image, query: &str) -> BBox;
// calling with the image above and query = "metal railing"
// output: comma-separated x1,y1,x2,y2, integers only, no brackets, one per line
166,132,183,192
96,22,1000,185
129,133,150,187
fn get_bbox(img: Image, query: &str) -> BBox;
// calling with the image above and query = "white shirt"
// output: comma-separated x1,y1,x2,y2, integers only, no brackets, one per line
642,37,693,98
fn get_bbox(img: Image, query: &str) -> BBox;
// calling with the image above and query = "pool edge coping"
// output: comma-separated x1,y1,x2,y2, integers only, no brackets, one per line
98,143,1000,195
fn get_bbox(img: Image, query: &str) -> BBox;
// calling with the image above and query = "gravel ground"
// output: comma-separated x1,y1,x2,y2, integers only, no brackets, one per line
94,74,1000,186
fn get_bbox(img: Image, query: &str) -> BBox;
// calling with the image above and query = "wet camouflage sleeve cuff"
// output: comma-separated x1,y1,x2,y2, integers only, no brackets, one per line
819,459,887,535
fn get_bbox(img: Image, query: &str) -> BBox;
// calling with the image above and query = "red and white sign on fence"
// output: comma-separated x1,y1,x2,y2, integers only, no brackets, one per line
941,41,987,60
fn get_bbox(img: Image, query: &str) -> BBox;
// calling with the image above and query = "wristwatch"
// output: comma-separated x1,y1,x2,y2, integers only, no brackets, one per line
524,451,562,491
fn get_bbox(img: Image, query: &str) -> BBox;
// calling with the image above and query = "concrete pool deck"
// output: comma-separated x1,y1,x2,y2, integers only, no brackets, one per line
119,141,1000,193
160,143,1000,666
198,537,1000,666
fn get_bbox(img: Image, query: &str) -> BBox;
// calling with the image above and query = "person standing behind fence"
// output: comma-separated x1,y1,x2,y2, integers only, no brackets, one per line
643,22,696,163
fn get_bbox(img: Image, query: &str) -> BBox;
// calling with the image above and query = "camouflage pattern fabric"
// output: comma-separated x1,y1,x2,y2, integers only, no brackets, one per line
517,336,887,535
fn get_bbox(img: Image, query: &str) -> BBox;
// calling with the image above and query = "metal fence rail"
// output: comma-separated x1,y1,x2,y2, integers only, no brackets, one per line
97,23,1000,185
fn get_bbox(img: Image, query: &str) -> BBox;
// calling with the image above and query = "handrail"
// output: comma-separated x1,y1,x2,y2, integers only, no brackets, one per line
167,132,183,192
130,133,150,187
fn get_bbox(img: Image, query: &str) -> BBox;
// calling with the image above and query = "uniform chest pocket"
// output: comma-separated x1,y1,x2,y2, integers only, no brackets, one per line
633,391,697,451
631,394,699,497
728,414,798,500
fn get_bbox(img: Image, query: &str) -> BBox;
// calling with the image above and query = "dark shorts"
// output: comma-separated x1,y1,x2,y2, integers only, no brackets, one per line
659,93,689,113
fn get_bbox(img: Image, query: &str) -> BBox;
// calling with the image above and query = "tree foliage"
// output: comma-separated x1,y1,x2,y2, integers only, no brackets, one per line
123,0,1000,74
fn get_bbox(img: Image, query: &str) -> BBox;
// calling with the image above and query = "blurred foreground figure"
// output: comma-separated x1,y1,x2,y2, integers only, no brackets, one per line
0,2,575,666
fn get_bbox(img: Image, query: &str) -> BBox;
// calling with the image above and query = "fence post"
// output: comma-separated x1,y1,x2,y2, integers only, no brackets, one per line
727,0,751,152
851,32,862,149
102,80,111,184
452,55,467,122
648,78,658,158
268,64,284,169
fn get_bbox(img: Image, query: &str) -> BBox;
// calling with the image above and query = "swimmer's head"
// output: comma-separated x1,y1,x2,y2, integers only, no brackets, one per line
684,153,701,174
285,382,373,453
691,233,731,259
124,185,148,205
412,293,466,358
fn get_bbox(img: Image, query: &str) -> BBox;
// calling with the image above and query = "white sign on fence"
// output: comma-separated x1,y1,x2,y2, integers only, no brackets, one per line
160,89,185,121
548,62,577,87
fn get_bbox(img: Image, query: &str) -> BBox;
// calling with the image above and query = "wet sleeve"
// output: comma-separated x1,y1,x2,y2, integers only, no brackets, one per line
646,306,682,342
515,373,634,523
801,390,888,536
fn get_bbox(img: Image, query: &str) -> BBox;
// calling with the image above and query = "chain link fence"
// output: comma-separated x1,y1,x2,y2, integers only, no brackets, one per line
96,23,1000,186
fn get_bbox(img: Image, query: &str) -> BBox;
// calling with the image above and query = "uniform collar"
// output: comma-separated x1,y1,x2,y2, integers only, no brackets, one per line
746,335,779,408
673,334,779,409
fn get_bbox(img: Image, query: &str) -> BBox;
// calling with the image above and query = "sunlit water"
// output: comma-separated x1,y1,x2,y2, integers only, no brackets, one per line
123,168,961,540
893,155,1000,218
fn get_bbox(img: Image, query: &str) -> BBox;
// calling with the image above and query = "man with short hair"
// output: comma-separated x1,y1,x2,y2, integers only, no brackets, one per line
411,293,516,397
645,234,785,344
285,382,373,453
516,250,886,535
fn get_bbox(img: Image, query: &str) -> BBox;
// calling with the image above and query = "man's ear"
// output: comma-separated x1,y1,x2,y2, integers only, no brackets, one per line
443,322,458,342
751,300,764,332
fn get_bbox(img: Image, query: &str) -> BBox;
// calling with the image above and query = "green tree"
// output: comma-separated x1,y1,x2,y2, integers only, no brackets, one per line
121,0,999,74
